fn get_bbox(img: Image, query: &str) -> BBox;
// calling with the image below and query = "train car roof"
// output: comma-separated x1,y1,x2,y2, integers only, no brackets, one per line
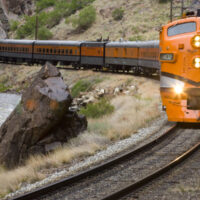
106,40,159,48
34,40,82,46
106,41,139,47
0,39,34,44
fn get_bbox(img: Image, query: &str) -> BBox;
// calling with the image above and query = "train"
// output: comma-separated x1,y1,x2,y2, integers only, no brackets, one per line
160,9,200,123
0,39,160,75
1,9,200,123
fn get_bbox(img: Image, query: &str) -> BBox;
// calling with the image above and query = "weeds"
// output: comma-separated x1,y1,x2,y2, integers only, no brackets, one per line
80,98,114,118
69,5,96,31
112,8,124,21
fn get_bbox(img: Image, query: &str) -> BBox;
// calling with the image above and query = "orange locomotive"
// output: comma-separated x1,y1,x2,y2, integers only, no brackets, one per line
160,9,200,122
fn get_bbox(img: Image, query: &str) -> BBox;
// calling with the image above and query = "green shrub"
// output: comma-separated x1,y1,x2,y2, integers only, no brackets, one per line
0,83,10,92
112,8,124,21
16,15,36,38
36,0,56,11
38,26,53,40
80,99,114,118
10,20,19,32
46,10,62,28
70,5,96,31
71,80,93,98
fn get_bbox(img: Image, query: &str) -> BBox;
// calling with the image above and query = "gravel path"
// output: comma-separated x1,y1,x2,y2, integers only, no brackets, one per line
6,113,171,199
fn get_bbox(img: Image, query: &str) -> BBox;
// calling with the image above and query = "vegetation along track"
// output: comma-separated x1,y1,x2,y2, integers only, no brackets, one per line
10,124,200,200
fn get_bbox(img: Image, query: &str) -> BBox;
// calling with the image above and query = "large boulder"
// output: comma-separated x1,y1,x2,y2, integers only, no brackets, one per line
0,62,87,168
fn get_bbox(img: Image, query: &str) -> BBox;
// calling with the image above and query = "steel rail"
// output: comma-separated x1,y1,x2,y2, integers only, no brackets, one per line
102,133,200,200
11,125,176,200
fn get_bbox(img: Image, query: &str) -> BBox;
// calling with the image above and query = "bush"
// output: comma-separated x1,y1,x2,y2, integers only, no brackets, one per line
80,99,114,118
70,5,96,31
10,20,19,32
46,10,62,28
0,83,10,92
71,80,93,98
16,16,35,38
112,8,124,21
38,26,53,40
36,0,56,11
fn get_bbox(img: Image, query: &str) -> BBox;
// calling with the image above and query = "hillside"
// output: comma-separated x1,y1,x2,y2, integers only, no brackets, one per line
0,0,194,41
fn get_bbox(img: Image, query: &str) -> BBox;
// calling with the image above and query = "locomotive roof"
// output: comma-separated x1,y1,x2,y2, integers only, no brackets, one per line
35,40,82,46
0,39,34,44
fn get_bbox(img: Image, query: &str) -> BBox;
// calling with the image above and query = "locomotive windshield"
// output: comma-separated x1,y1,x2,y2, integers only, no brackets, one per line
168,22,196,36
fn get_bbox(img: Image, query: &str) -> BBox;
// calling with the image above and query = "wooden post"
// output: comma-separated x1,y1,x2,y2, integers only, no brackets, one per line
35,15,38,40
170,0,173,22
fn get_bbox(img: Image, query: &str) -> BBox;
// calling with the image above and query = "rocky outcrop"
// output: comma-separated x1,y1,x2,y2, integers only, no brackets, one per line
0,2,8,38
1,0,33,16
0,62,87,168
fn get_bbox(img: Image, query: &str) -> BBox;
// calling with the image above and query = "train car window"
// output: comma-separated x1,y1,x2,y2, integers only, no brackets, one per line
0,47,1,51
50,49,53,53
75,50,77,55
58,49,60,54
46,49,49,53
5,47,7,51
66,49,68,55
168,22,196,36
43,49,45,54
70,49,72,54
54,49,57,54
61,49,64,54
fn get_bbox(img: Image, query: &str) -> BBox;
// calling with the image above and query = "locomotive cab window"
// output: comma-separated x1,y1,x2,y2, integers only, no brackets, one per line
168,22,196,36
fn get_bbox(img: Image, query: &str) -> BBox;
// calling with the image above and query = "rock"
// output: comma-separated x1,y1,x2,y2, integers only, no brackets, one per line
0,62,87,168
1,0,33,16
114,87,120,95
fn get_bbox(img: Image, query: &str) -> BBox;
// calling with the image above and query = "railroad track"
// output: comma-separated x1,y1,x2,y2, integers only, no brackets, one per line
10,125,176,200
9,123,200,200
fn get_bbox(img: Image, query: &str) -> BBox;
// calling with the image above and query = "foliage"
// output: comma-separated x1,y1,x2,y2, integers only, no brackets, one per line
112,8,124,21
13,0,96,38
38,26,53,40
46,10,62,28
16,15,36,39
10,20,19,32
71,80,93,98
36,0,56,12
70,5,96,31
0,83,10,92
80,99,114,118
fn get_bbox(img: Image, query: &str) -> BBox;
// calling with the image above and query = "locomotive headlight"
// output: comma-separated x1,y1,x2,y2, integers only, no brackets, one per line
174,85,184,94
194,58,200,68
192,35,200,48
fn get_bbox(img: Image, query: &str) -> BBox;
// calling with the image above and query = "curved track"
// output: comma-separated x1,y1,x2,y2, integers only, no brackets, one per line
11,124,200,200
11,125,176,200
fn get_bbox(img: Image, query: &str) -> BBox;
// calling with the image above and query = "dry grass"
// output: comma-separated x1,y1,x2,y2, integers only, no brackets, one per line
0,132,108,197
89,96,160,140
0,68,161,197
0,64,40,92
